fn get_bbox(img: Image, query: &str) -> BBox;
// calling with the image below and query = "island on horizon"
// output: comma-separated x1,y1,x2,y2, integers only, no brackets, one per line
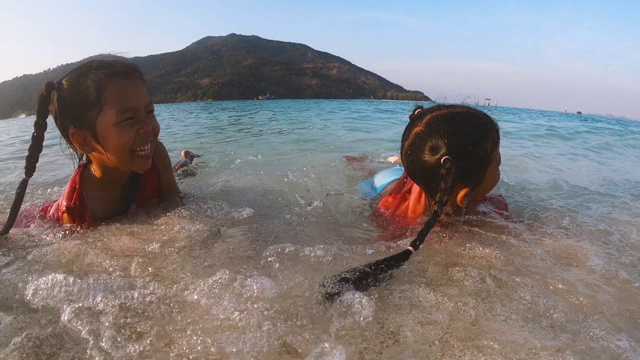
0,33,430,120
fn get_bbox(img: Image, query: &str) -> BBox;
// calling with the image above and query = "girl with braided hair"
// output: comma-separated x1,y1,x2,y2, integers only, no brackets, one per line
1,59,180,236
321,105,507,299
363,104,507,233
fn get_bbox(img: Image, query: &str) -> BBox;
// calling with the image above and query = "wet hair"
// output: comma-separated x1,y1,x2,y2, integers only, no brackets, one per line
400,104,500,248
1,60,145,236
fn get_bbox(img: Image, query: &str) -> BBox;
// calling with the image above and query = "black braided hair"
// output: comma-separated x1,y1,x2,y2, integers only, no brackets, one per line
1,82,56,236
406,159,457,252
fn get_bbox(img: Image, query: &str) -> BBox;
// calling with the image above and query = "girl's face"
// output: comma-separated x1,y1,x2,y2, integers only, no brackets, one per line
90,78,159,174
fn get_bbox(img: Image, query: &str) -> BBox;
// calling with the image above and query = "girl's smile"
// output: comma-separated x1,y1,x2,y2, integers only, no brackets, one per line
132,142,153,157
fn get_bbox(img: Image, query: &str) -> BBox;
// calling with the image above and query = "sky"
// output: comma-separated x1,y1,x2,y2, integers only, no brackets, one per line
1,0,639,119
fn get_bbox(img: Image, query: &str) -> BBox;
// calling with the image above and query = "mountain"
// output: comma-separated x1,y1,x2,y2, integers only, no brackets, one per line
0,34,430,119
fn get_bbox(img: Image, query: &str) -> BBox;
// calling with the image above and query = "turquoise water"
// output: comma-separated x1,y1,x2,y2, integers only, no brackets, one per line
1,100,639,358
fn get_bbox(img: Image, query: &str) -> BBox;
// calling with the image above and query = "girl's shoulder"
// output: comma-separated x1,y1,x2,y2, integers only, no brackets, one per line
35,163,91,226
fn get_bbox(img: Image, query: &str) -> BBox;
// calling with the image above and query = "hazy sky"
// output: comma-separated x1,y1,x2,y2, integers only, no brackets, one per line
1,0,638,119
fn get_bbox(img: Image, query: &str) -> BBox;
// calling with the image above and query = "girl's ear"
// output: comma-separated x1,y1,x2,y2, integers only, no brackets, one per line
69,128,96,155
456,187,472,208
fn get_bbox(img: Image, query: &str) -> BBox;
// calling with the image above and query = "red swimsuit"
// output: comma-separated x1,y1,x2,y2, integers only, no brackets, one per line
373,171,508,229
39,161,161,226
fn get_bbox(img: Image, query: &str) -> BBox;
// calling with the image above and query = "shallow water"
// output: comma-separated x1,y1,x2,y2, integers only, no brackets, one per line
1,100,639,359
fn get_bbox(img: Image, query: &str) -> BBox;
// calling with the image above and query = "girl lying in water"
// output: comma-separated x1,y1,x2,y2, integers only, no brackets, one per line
1,60,183,235
350,104,508,239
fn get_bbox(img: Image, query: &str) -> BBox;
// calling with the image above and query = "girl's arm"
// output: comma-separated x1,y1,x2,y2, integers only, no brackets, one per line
153,140,181,202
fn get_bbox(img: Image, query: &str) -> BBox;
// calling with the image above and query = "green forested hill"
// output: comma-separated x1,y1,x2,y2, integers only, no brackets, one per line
0,34,430,119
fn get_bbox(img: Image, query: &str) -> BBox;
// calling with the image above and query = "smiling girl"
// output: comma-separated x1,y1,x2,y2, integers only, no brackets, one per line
1,60,180,234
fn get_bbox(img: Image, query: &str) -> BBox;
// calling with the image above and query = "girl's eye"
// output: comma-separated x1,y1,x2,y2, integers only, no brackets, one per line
146,109,155,116
117,116,137,126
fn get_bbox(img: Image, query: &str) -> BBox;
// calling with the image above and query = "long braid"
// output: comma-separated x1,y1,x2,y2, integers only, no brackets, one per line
407,160,456,252
1,81,55,236
320,159,458,302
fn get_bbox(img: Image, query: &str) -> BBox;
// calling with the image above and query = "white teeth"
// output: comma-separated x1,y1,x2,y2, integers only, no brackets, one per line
133,143,151,155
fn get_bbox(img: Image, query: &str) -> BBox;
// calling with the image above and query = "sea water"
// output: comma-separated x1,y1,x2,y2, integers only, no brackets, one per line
0,100,639,359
